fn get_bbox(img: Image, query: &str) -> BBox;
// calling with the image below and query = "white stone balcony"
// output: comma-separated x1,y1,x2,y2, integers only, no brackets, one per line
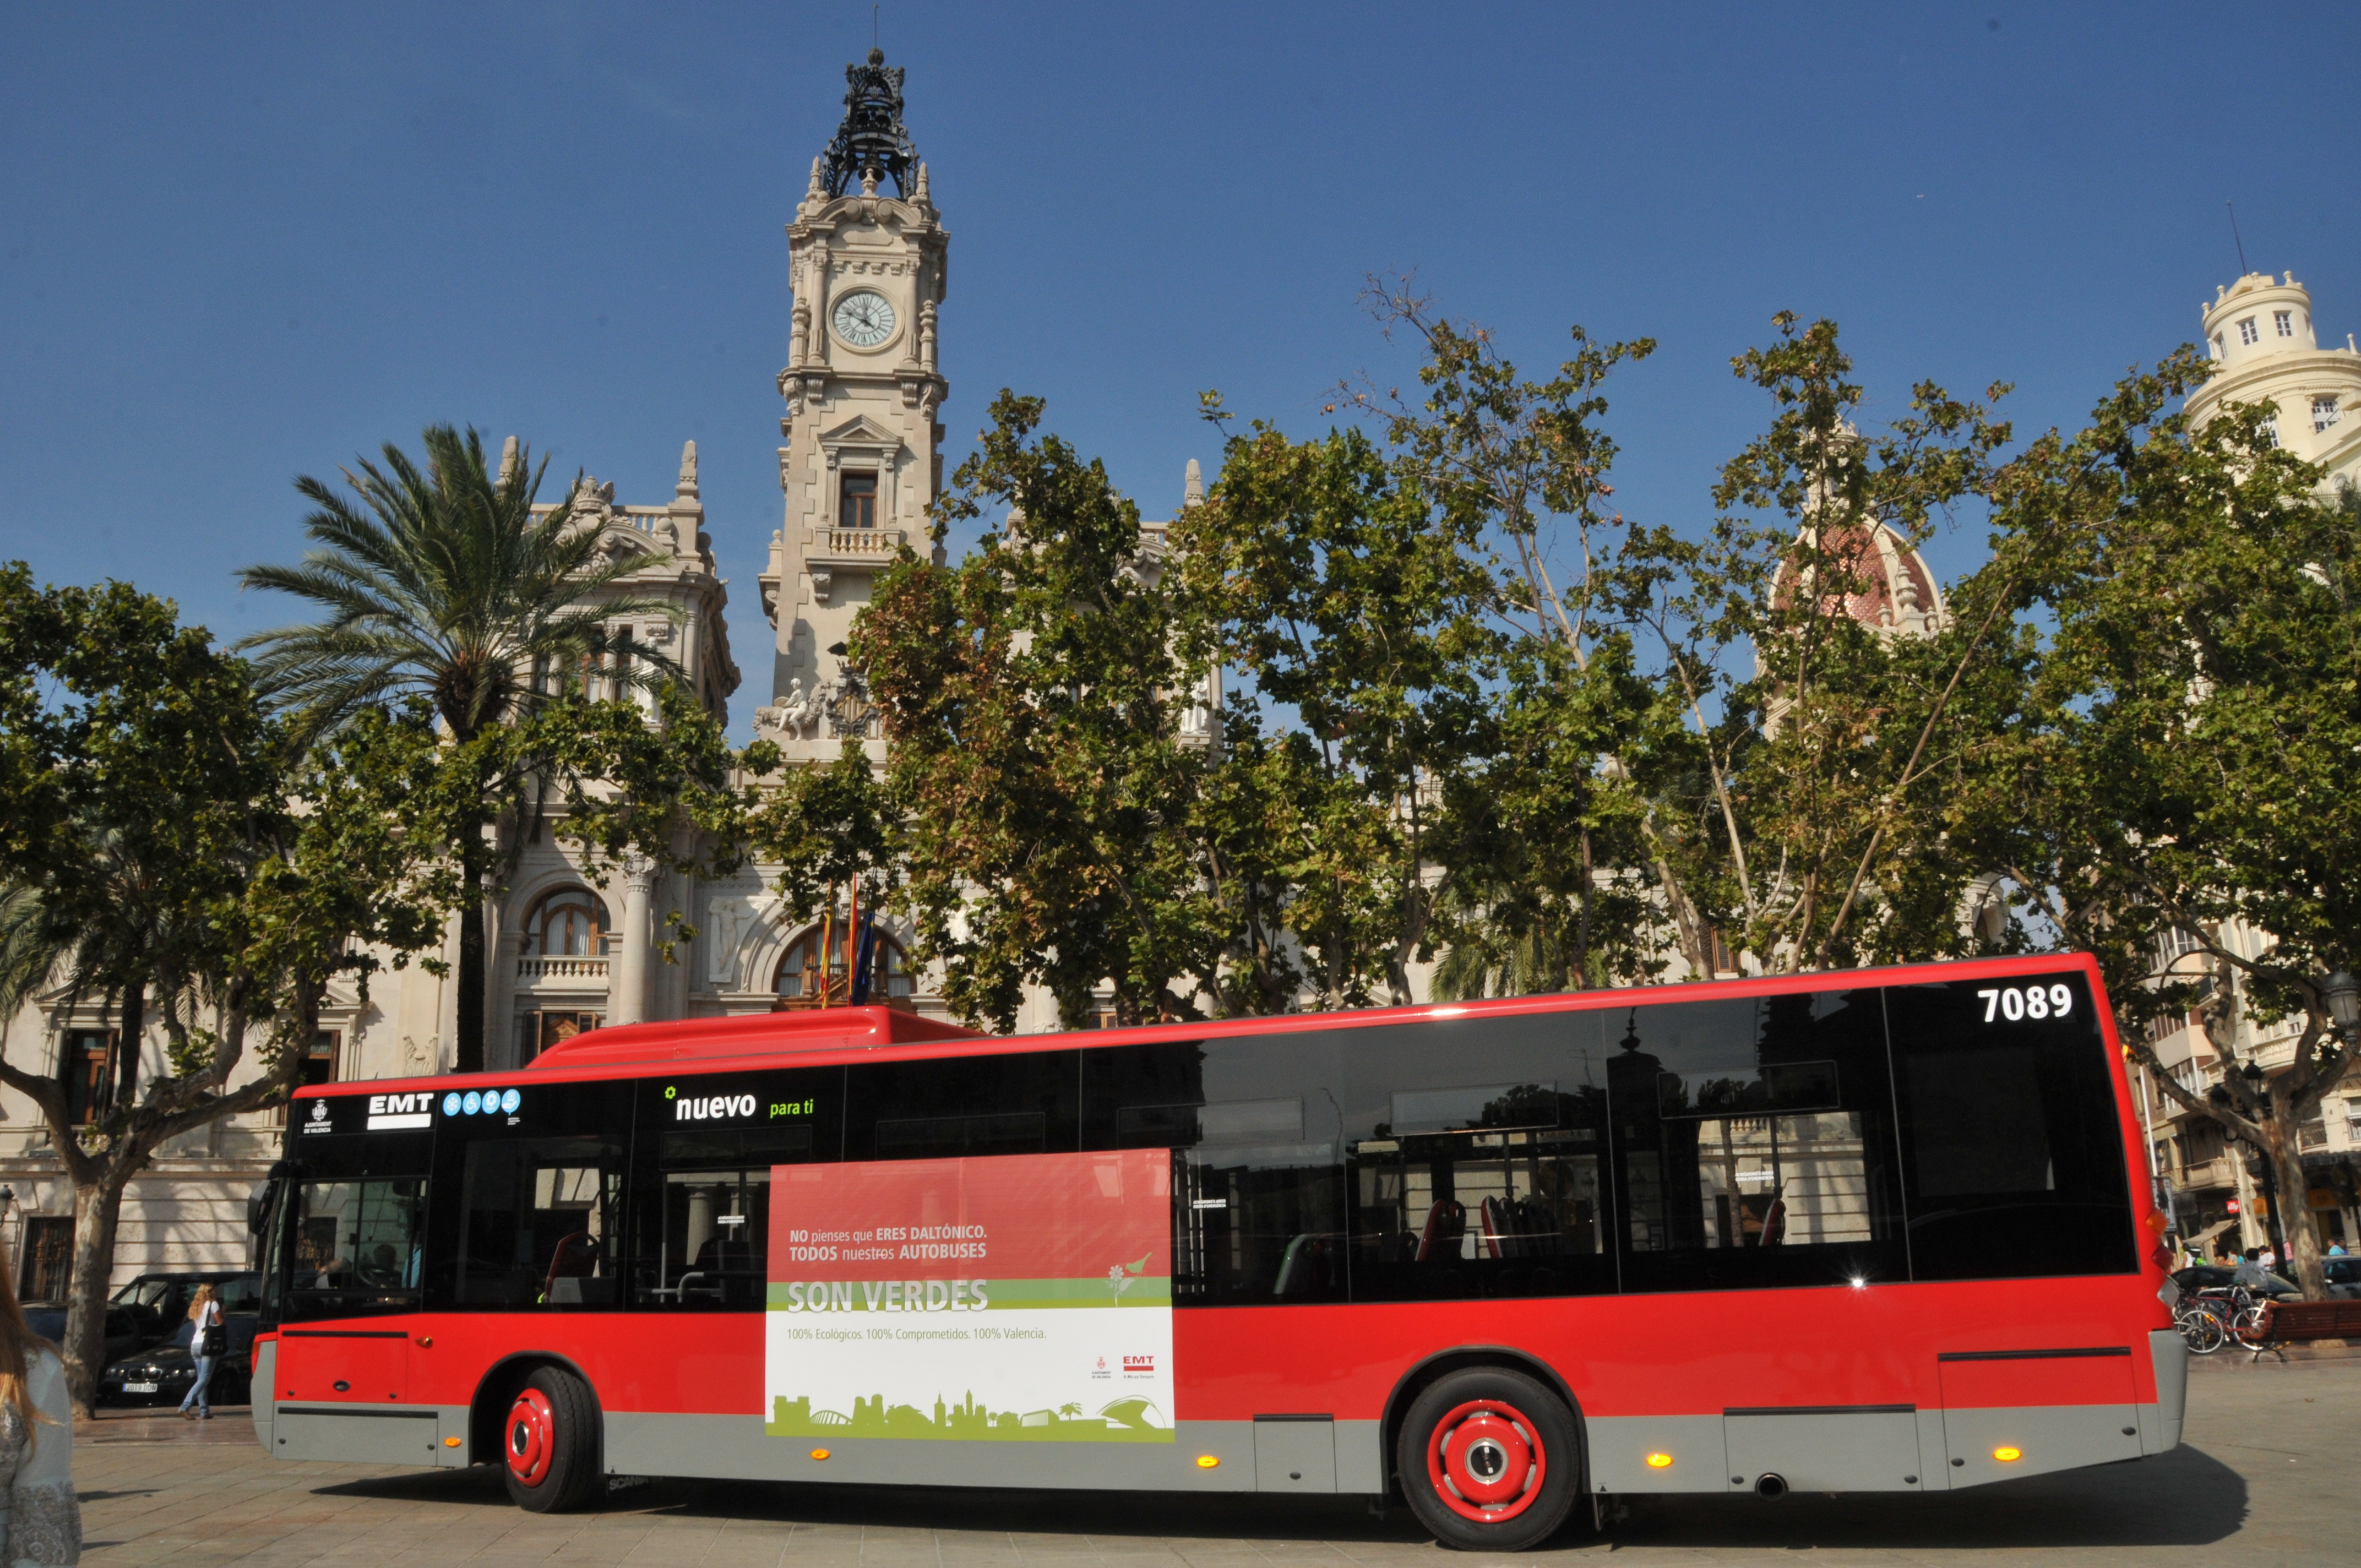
823,527,904,556
517,956,611,984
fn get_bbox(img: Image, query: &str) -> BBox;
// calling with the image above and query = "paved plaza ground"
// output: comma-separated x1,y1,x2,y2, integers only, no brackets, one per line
71,1356,2360,1568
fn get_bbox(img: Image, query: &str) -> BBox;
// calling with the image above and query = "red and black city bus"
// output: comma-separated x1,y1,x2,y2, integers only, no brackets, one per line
250,953,2184,1550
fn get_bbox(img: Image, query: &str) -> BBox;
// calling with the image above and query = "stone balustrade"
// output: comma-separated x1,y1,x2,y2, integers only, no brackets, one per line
518,956,611,983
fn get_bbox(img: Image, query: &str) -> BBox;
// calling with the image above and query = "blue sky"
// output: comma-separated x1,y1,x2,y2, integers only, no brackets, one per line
4,2,2354,737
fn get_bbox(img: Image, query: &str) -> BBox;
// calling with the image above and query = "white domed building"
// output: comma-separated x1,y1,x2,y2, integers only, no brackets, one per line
2186,271,2361,492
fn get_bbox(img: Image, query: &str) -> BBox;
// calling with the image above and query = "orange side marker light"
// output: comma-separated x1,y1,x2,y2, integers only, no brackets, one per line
1646,1452,1674,1469
810,1449,831,1461
1993,1446,2022,1462
1196,1455,1221,1469
443,1436,461,1448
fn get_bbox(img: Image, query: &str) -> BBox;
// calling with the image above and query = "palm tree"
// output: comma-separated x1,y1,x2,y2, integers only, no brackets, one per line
237,424,684,1070
0,883,58,1048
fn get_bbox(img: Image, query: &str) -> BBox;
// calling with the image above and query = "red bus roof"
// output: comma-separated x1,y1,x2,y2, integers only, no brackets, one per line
527,1005,980,1070
289,952,2110,1103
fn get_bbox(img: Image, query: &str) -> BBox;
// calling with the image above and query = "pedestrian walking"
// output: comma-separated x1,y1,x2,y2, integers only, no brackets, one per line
2233,1248,2270,1288
0,1250,81,1564
178,1285,225,1420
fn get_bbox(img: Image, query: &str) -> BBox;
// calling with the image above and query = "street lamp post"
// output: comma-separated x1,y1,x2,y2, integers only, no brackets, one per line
2238,1059,2289,1266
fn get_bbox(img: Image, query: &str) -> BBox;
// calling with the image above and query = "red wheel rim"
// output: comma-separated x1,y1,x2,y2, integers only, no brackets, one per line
506,1389,556,1487
1426,1398,1547,1523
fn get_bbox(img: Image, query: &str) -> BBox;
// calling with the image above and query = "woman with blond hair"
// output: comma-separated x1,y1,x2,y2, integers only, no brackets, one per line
0,1259,80,1565
178,1284,224,1420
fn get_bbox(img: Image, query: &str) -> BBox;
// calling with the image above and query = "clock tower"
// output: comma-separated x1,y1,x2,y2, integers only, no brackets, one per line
758,49,948,760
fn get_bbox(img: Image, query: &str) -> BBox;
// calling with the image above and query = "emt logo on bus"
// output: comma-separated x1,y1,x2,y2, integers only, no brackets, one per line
365,1091,435,1131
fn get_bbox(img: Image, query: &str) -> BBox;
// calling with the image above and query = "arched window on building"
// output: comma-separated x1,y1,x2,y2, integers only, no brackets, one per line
524,888,613,957
774,924,913,1008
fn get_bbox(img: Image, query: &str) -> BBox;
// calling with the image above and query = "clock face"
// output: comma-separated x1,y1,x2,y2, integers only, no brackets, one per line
831,290,896,349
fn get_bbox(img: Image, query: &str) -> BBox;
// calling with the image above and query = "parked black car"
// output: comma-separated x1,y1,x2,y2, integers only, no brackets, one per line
107,1271,261,1346
96,1272,263,1408
2170,1263,2301,1300
21,1304,144,1368
98,1311,261,1408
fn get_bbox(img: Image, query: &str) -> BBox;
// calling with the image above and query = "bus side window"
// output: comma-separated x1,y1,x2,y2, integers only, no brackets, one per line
1084,1037,1347,1307
453,1141,628,1308
284,1177,427,1321
628,1068,840,1311
439,1079,635,1310
1330,1014,1617,1304
1884,974,2135,1281
1606,989,1908,1293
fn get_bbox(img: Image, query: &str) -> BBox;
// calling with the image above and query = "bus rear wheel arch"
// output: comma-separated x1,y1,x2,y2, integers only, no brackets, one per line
1394,1365,1583,1551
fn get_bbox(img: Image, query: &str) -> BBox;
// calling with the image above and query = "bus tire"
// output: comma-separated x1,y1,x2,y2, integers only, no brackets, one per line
1396,1366,1580,1552
502,1366,601,1513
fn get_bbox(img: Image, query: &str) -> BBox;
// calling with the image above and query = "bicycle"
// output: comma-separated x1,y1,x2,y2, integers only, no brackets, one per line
2174,1294,2231,1355
2194,1283,2274,1349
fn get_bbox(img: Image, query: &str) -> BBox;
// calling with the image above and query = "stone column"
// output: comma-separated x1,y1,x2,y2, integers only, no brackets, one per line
610,861,657,1027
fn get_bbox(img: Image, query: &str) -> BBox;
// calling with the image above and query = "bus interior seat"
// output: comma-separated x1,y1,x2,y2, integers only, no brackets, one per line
1416,1200,1467,1262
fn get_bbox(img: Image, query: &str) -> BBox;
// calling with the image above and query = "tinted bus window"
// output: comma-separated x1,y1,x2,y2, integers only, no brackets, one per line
845,1049,1080,1161
277,1103,433,1322
285,1177,426,1321
1606,988,1906,1293
1084,1036,1346,1306
1884,973,2134,1280
1331,1015,1615,1303
431,1080,634,1310
630,1068,843,1310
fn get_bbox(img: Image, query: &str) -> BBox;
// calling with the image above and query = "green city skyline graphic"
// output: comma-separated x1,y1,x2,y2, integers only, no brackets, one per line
768,1391,1174,1443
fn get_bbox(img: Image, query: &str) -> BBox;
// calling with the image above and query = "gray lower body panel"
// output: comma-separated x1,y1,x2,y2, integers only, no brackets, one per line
1939,1401,2144,1487
250,1343,275,1453
268,1401,471,1468
1587,1396,2162,1496
2144,1327,2188,1454
1723,1408,1925,1493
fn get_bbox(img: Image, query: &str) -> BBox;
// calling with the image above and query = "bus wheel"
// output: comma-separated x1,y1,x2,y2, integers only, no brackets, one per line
1397,1368,1579,1551
503,1367,601,1512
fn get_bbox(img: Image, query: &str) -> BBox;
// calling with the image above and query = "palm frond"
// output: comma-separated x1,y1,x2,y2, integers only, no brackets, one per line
240,424,698,742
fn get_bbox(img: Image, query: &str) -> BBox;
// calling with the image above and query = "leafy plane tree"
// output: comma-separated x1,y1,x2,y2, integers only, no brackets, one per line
236,425,686,1071
0,567,456,1412
1963,374,2361,1300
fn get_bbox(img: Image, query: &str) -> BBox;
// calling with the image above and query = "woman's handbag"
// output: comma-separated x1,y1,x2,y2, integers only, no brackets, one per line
199,1320,229,1358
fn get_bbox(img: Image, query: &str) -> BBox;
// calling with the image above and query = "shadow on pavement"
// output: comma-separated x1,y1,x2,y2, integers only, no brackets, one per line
315,1468,1428,1543
313,1444,2249,1552
1611,1446,2248,1551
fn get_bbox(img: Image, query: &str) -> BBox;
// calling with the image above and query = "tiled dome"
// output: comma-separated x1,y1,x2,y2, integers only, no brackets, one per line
1770,519,1946,639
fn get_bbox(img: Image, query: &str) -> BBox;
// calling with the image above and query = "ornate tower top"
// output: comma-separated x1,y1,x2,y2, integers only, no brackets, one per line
820,48,918,198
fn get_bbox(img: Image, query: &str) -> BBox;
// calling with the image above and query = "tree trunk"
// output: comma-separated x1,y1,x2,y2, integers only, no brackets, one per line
2261,1102,2329,1300
112,974,144,1111
454,851,486,1073
61,1167,133,1417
